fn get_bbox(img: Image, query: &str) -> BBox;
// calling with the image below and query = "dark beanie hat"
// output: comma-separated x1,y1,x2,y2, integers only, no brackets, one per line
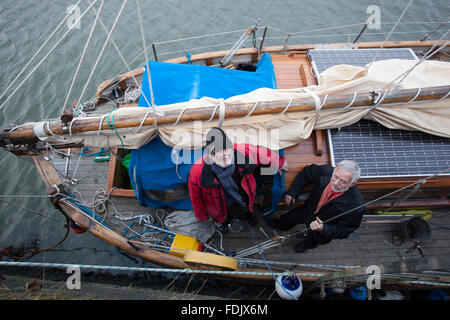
205,127,233,154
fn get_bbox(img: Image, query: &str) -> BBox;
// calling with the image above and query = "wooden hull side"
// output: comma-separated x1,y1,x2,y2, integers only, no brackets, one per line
31,151,330,284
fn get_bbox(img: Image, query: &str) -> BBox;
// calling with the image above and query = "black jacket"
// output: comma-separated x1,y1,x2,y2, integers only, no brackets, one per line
287,164,365,240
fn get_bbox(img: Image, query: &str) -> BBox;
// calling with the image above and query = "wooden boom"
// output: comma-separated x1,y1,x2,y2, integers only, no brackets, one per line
0,85,449,147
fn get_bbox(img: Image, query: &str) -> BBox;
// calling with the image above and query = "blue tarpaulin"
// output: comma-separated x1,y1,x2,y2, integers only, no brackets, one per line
129,53,284,211
137,52,276,107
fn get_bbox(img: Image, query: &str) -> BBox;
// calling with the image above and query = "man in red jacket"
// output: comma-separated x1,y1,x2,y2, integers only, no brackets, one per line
188,127,287,233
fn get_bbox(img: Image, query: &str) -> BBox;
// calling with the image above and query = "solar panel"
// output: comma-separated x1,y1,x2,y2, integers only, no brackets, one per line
328,120,450,178
308,48,418,76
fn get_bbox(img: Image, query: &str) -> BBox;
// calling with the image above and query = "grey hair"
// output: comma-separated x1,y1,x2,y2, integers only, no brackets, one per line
336,160,361,184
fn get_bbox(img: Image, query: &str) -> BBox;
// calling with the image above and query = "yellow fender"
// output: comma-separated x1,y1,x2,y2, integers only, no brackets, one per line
183,251,238,271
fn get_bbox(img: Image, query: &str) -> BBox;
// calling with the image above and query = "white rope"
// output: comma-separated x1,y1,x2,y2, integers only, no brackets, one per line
267,21,450,36
371,89,389,110
0,0,100,112
280,97,294,114
207,104,221,121
244,101,260,118
302,87,322,125
96,18,150,110
62,0,105,113
367,0,415,68
77,0,128,106
407,87,421,104
136,0,160,132
0,261,327,278
133,107,165,133
217,99,226,128
438,88,450,101
0,0,85,104
96,15,152,109
342,92,358,110
173,106,190,126
128,29,246,66
378,30,450,92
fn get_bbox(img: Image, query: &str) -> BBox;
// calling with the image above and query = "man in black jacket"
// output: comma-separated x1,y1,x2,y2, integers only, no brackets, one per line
267,160,364,253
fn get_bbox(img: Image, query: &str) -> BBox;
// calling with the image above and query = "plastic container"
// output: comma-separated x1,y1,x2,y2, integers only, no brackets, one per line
170,233,200,257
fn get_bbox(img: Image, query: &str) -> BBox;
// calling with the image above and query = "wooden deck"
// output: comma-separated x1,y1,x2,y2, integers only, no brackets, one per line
29,51,449,287
271,52,330,191
42,145,450,284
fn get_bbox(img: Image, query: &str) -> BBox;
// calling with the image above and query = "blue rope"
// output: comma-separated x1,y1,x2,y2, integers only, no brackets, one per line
80,147,109,157
185,51,192,64
62,192,109,228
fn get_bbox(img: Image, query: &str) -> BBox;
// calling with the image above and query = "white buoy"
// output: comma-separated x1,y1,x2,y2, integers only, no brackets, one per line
275,272,303,300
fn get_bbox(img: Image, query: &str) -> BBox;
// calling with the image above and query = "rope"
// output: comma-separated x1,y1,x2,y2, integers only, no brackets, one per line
367,0,415,68
136,0,159,132
0,0,85,104
106,110,125,149
128,29,247,66
77,0,128,106
242,223,299,300
0,261,325,278
236,167,450,258
62,0,105,113
286,167,450,240
378,30,450,92
280,97,294,114
1,206,70,261
0,0,100,112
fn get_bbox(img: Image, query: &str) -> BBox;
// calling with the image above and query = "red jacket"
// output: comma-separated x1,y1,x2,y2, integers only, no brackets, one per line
188,143,285,223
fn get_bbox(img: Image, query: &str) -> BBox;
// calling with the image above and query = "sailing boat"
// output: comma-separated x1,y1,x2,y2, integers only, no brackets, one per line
1,1,449,294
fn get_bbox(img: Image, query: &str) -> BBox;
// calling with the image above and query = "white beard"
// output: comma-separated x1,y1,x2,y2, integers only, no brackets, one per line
331,183,349,193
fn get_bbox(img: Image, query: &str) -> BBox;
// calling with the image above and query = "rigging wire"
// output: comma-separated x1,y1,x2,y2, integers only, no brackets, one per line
62,0,105,114
236,167,450,258
76,0,129,107
0,0,101,113
379,29,450,92
135,0,159,131
0,0,85,104
367,0,415,68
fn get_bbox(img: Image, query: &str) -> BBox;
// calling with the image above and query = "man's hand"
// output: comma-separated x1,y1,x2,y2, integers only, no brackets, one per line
310,217,324,232
285,194,295,207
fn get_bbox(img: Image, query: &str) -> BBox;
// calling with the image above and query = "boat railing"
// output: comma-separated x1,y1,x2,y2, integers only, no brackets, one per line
129,20,450,68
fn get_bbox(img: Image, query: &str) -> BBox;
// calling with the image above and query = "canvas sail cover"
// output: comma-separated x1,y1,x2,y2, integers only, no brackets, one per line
150,59,450,150
45,58,450,150
128,53,280,209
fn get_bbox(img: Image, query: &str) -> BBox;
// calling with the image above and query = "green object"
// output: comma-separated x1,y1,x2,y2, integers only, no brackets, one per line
121,153,134,190
122,153,131,170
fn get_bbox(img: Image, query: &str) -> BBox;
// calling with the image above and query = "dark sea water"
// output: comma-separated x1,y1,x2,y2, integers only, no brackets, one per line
0,0,448,292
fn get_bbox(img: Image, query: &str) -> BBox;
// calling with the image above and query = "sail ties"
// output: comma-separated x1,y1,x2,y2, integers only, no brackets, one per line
301,87,326,128
207,99,226,128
